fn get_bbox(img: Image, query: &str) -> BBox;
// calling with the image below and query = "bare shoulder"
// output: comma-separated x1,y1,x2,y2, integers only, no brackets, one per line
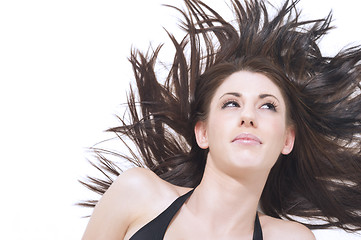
82,167,187,240
104,167,184,217
114,167,188,198
112,167,168,194
259,214,315,240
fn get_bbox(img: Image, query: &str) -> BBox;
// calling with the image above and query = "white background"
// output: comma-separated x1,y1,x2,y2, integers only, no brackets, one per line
1,0,361,239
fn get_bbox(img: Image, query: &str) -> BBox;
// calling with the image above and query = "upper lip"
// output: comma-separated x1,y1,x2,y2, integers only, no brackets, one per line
232,133,262,144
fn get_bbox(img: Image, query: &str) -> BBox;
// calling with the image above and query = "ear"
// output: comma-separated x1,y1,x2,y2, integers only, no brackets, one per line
194,121,209,149
281,126,295,155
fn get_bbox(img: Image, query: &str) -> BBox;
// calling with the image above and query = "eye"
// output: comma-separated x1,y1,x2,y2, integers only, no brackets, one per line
221,100,240,109
260,102,277,111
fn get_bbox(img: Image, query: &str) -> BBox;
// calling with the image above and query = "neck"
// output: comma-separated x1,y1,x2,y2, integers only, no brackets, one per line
186,158,269,236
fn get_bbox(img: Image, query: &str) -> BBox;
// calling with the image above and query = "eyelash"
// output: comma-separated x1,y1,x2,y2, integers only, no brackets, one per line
221,100,278,111
260,101,278,111
221,100,240,109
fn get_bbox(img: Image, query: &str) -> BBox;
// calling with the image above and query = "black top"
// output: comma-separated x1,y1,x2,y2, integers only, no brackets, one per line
129,189,263,240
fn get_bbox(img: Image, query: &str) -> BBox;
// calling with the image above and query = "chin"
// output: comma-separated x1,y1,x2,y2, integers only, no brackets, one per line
228,157,263,169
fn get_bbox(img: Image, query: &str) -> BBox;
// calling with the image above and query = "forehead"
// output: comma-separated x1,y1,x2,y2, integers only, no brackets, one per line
214,71,284,99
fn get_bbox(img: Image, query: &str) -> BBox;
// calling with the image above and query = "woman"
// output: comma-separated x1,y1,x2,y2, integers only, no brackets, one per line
81,0,361,239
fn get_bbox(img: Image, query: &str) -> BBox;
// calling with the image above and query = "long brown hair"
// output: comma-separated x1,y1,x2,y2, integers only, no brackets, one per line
80,0,361,231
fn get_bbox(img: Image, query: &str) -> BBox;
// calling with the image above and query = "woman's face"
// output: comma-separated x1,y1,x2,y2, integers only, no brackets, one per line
195,70,295,176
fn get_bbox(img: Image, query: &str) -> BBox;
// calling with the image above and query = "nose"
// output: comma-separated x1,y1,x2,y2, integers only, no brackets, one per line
240,106,257,128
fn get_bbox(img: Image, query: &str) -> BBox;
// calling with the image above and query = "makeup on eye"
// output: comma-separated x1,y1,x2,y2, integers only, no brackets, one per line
219,92,280,111
221,99,240,109
260,101,278,111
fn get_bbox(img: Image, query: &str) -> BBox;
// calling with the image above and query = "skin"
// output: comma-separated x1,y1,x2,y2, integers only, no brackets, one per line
82,71,315,240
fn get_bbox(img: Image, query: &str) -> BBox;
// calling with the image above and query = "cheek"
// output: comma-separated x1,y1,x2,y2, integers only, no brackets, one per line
207,115,223,142
271,120,285,134
264,116,288,147
206,110,233,145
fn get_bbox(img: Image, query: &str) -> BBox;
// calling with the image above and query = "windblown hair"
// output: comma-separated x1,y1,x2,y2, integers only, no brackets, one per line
80,0,361,231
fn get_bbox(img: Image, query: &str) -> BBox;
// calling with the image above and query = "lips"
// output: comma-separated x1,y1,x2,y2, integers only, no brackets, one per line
232,133,262,145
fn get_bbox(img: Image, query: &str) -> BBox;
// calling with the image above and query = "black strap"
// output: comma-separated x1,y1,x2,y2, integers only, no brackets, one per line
129,189,194,239
130,189,263,239
157,189,195,238
253,213,263,240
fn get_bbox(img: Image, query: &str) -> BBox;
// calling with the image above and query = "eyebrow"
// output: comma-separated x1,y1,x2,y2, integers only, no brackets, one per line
219,92,280,102
219,92,241,99
259,94,279,102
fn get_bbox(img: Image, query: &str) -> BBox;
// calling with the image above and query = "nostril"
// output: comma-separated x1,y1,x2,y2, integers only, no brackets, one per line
241,119,254,126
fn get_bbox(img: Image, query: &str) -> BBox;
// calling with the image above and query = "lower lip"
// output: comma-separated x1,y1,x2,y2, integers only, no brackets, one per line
233,139,261,145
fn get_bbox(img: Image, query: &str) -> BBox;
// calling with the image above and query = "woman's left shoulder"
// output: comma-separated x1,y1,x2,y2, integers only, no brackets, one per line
259,213,315,240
